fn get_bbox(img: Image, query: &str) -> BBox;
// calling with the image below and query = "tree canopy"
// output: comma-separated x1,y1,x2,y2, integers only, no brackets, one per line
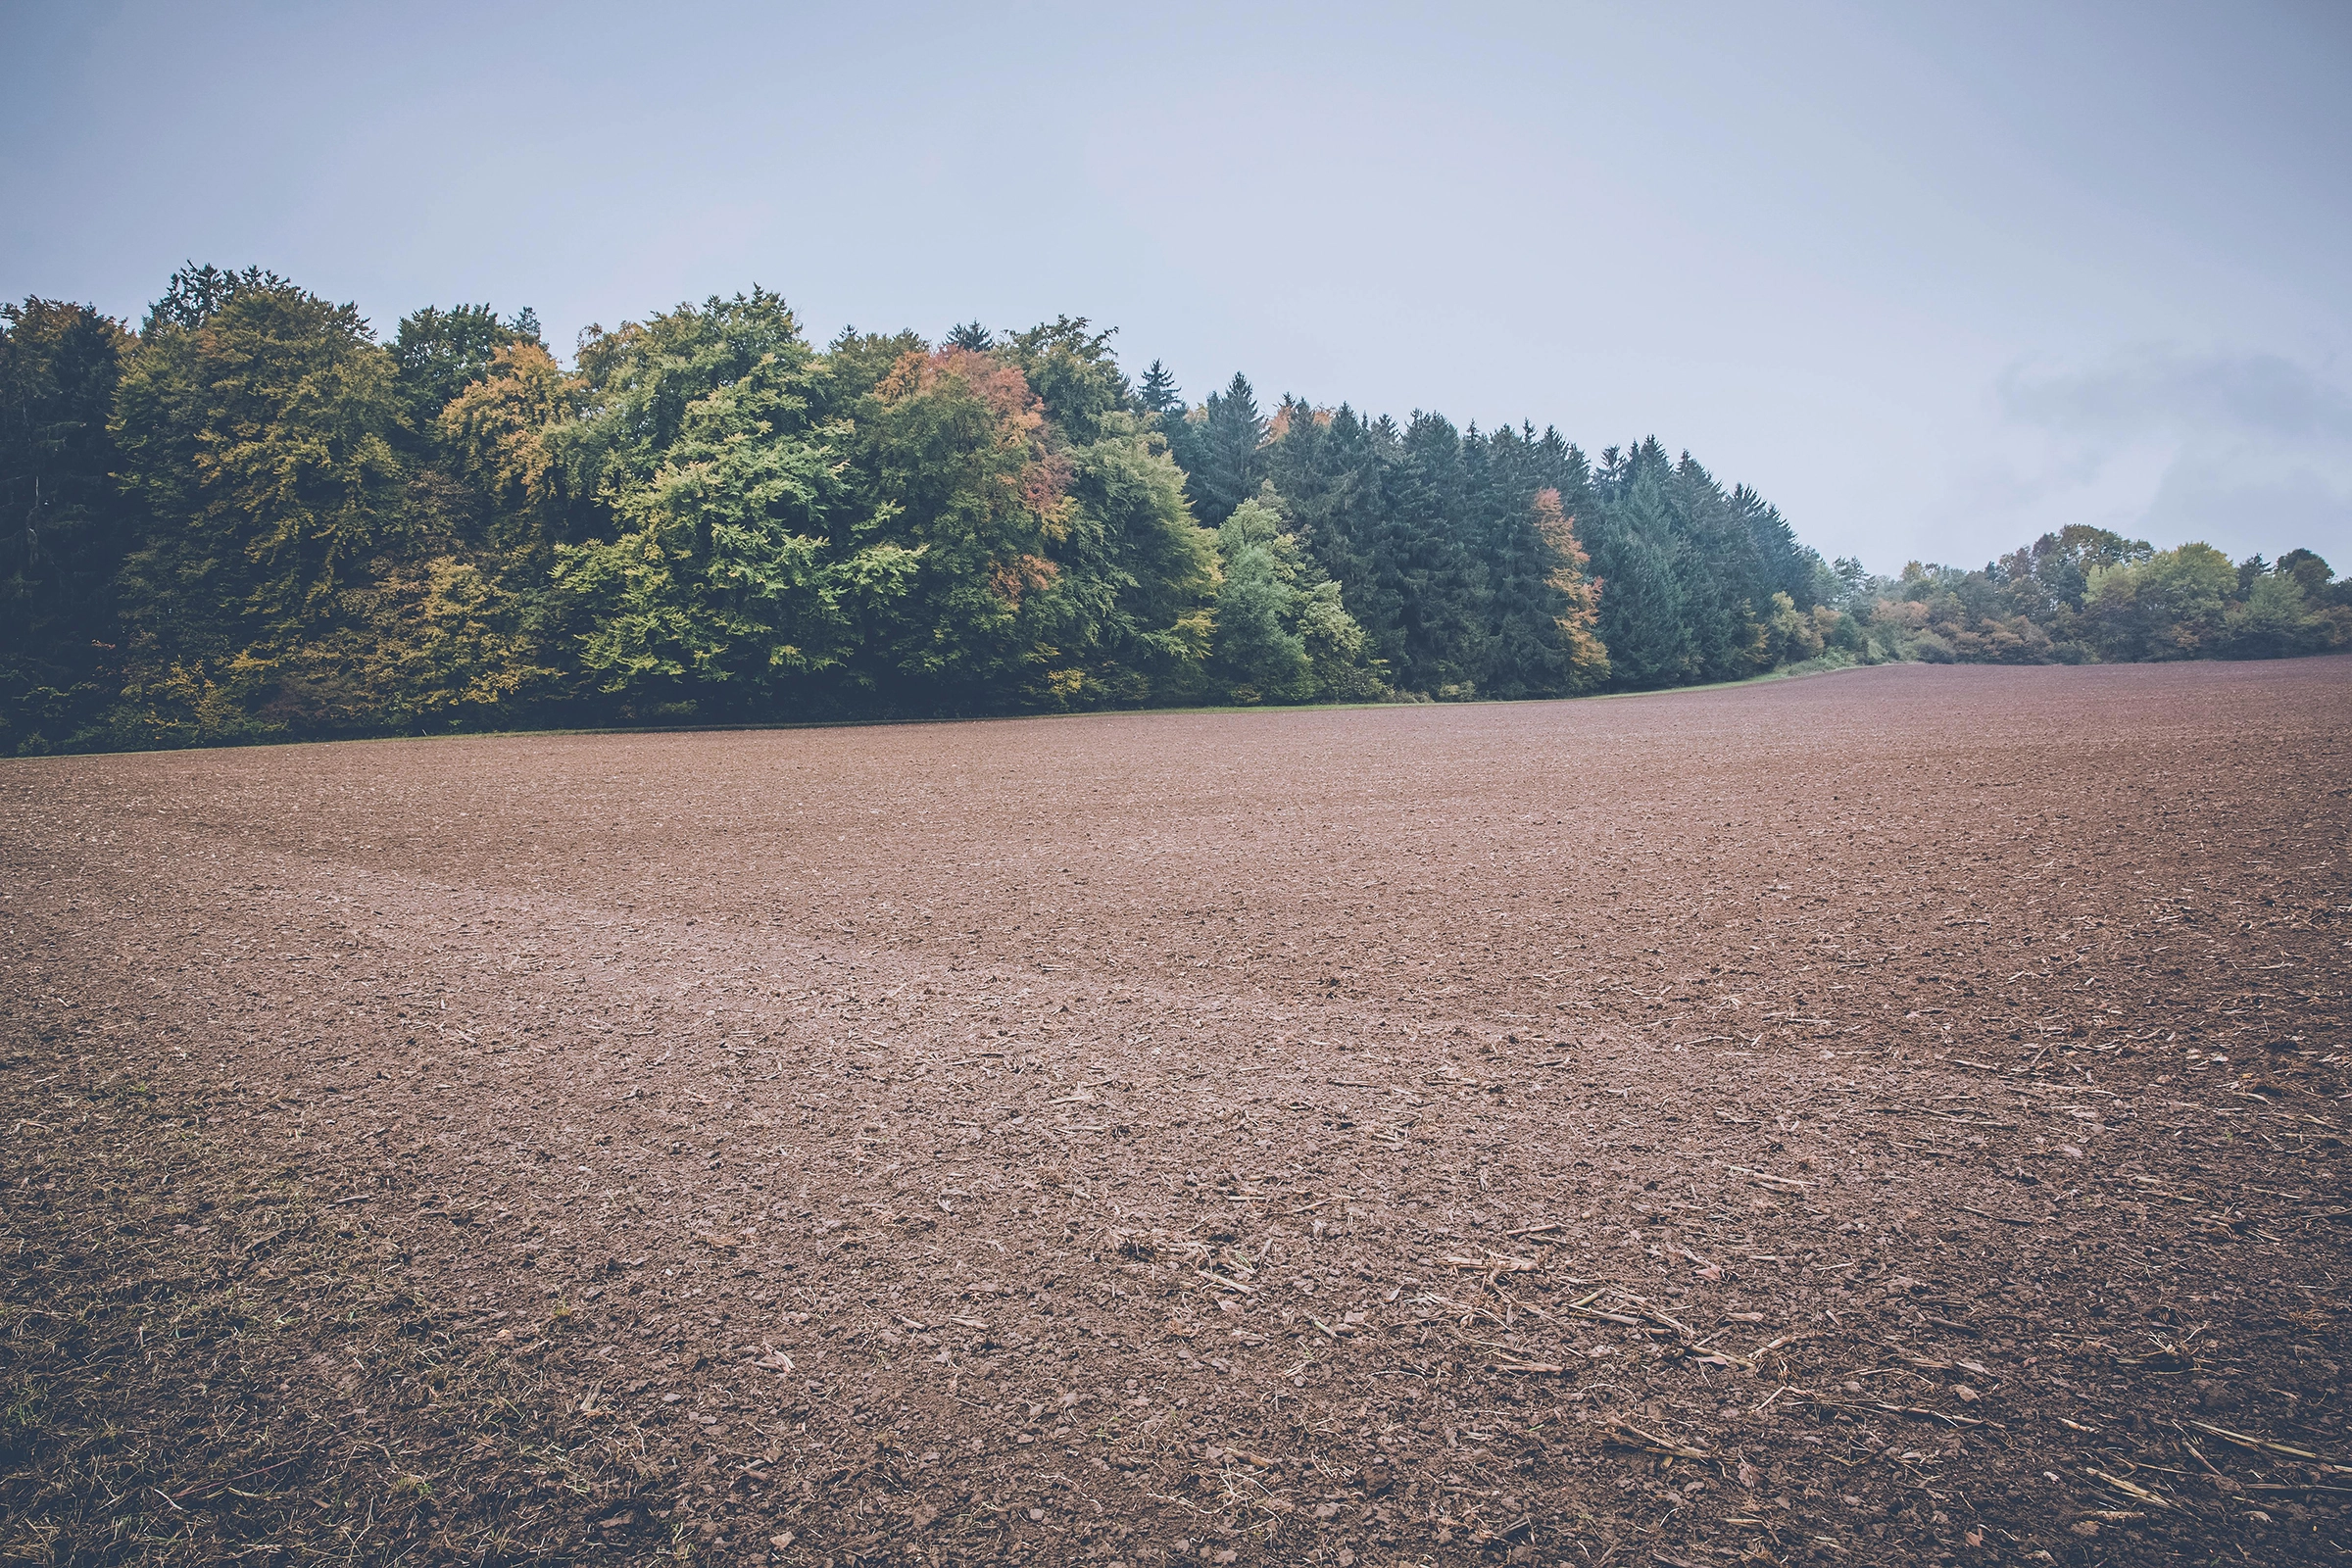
2,265,2339,755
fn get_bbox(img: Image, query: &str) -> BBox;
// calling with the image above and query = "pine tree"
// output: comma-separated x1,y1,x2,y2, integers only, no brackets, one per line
0,299,135,753
1260,402,1400,674
1589,445,1695,687
1137,360,1182,419
140,263,289,334
1471,423,1594,698
1192,373,1265,525
1379,413,1485,696
1668,451,1766,679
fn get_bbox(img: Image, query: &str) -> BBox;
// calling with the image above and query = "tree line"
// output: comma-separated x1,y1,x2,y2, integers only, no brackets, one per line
1822,527,2350,667
2,270,2342,754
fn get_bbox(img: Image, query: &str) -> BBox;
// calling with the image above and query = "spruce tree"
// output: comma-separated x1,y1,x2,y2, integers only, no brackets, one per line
1590,446,1696,686
1137,360,1182,419
1260,402,1402,676
1380,412,1485,696
1192,373,1265,525
0,299,134,753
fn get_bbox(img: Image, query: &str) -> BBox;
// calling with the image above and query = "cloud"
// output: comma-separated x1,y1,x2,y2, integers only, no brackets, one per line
2142,460,2352,558
1948,344,2352,563
1997,345,2352,445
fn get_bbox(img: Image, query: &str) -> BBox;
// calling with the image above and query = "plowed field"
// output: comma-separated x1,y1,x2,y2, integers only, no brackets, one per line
5,657,2348,1566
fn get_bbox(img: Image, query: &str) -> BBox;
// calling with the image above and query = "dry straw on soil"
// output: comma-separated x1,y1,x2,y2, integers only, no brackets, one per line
5,657,2349,1566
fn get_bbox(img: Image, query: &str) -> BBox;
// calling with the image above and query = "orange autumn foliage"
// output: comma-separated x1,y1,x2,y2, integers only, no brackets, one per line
1533,486,1612,691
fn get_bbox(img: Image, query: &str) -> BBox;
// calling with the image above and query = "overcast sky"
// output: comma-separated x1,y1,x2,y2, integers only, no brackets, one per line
7,0,2347,572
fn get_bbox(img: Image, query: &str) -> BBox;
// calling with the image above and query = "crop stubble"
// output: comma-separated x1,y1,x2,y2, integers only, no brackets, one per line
3,658,2348,1565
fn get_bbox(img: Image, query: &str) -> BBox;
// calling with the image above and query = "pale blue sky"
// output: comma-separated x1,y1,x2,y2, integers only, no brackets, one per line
6,0,2347,571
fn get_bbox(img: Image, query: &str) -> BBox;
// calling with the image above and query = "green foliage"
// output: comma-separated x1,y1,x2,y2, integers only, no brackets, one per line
2276,549,2339,604
1183,373,1265,526
2222,570,2330,659
554,288,808,525
1211,492,1311,703
819,327,930,411
1241,399,1607,700
314,547,557,727
1568,440,1831,690
846,345,1076,707
436,341,583,547
1588,450,1696,687
106,277,410,744
554,348,913,712
1830,531,2346,668
1033,412,1217,709
1001,317,1130,445
1210,485,1383,704
140,263,290,334
114,282,404,625
9,262,2340,756
0,299,134,753
393,304,541,428
1137,360,1182,419
2081,542,2239,660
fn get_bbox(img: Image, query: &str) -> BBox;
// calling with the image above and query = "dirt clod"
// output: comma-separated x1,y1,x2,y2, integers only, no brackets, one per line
4,658,2348,1564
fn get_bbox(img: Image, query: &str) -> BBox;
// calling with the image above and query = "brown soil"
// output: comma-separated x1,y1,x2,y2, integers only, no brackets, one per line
4,657,2349,1567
